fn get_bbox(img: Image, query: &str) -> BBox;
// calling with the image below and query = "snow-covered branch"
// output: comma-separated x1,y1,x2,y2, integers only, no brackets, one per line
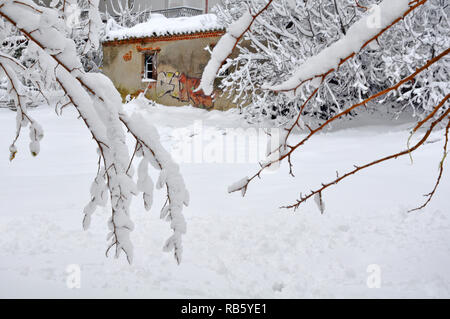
218,0,449,212
283,95,449,211
0,52,43,159
266,0,428,94
198,0,274,96
120,112,189,264
0,0,188,264
229,45,450,211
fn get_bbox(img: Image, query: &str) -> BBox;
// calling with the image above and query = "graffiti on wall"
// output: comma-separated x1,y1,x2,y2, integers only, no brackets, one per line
158,71,214,109
123,51,132,61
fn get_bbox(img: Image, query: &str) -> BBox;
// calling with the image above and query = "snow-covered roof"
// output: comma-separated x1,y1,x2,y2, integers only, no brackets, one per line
103,13,224,42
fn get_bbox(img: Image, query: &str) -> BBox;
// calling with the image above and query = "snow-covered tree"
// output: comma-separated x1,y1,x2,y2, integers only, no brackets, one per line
209,0,449,124
1,0,188,264
32,0,105,72
201,0,449,211
105,0,151,28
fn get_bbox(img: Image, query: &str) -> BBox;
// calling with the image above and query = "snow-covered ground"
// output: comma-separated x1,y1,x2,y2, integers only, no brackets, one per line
0,103,449,298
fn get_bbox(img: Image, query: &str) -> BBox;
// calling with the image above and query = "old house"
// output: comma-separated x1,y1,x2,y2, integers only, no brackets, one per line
102,12,239,110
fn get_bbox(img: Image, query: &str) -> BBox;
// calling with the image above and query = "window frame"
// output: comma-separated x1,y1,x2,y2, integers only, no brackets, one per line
143,52,157,81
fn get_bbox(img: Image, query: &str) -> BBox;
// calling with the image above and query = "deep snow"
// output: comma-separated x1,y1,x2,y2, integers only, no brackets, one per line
0,103,449,298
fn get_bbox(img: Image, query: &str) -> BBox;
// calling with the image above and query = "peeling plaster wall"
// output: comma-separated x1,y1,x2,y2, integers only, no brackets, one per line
102,33,240,111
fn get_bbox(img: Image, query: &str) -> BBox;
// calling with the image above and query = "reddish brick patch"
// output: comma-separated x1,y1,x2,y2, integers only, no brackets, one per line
123,51,132,61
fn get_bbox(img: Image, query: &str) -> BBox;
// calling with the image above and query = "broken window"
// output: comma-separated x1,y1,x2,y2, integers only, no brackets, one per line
144,53,157,80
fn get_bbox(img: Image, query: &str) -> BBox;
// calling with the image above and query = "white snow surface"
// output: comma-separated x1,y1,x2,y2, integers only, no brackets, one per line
103,13,224,42
0,103,449,298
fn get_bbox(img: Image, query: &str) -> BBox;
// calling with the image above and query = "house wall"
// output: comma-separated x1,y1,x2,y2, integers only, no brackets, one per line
102,32,239,110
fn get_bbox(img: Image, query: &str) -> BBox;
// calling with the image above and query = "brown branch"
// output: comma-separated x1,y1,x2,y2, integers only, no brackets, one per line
282,98,450,211
230,47,450,195
126,141,139,175
0,62,35,154
283,72,331,146
274,0,428,94
409,118,450,212
13,1,43,13
0,2,134,263
413,96,449,133
56,77,128,261
0,9,104,103
231,0,274,55
120,116,183,264
266,0,429,163
80,6,94,56
0,52,50,106
355,0,368,11
0,63,31,122
199,0,275,94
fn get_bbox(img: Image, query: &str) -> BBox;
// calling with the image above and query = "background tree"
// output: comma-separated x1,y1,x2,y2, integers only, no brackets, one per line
105,0,151,28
